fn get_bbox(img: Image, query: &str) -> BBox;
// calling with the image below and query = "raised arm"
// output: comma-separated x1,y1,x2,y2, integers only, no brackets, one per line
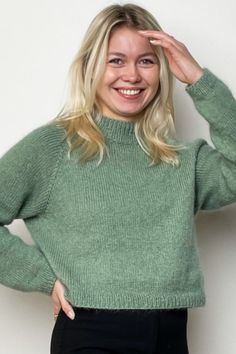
186,69,236,211
138,30,236,212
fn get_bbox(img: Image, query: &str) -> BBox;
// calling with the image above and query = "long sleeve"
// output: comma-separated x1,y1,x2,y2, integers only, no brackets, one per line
0,122,65,295
185,68,236,213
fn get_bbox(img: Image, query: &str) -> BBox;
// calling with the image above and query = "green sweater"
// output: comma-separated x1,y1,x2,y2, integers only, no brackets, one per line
0,68,235,310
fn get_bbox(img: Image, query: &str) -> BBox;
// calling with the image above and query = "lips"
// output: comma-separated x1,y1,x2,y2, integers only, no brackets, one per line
113,88,145,99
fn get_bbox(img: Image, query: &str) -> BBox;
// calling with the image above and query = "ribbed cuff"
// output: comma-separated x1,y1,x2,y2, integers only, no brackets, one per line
185,68,218,98
38,271,57,295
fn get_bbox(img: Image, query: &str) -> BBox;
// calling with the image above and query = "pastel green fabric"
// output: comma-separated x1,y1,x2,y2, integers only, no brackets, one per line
0,68,235,309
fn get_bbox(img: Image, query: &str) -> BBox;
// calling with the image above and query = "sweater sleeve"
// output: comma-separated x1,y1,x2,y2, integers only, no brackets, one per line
185,68,236,213
0,122,65,295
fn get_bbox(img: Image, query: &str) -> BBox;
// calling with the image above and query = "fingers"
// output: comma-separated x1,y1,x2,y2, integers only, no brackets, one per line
138,30,179,43
53,312,59,320
53,302,75,320
51,279,75,321
138,30,186,52
53,302,61,316
53,297,75,321
53,299,62,320
60,298,75,320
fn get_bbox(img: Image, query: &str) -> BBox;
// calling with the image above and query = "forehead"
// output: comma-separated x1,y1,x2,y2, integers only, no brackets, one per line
108,26,154,54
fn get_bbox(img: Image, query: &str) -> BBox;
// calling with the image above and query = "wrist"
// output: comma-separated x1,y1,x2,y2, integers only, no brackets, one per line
188,68,204,85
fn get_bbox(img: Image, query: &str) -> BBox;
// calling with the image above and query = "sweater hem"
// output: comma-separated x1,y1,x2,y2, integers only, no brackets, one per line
64,289,206,310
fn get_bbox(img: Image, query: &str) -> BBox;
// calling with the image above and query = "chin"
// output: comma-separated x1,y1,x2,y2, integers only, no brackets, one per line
116,107,144,116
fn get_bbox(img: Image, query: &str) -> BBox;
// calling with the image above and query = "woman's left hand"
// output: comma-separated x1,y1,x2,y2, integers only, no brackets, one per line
138,30,204,85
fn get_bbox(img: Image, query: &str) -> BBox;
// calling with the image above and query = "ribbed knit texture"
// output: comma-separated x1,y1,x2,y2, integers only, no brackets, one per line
0,68,235,309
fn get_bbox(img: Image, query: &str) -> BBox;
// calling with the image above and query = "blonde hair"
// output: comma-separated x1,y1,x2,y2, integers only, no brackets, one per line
51,3,186,166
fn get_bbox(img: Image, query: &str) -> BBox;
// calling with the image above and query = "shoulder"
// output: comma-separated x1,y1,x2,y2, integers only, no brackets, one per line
0,120,68,173
166,136,211,163
166,136,208,152
17,120,67,149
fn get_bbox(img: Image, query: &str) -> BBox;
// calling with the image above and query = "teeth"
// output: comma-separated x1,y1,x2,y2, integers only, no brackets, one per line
118,89,141,95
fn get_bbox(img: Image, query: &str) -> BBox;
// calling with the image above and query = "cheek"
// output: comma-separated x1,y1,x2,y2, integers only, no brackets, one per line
102,69,118,86
146,69,160,87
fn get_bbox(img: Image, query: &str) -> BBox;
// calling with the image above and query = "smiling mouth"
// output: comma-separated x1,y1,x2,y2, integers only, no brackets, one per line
114,88,145,98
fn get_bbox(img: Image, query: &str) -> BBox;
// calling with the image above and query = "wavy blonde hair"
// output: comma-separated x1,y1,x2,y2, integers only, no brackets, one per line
51,3,186,166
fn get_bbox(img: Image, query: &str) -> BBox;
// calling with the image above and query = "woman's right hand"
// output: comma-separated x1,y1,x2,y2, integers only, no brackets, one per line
51,279,75,320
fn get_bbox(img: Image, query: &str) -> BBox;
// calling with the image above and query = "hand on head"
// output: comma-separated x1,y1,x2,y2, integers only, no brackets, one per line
138,30,204,84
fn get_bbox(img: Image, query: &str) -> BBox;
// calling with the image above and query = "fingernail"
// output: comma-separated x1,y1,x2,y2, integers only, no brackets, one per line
68,311,75,320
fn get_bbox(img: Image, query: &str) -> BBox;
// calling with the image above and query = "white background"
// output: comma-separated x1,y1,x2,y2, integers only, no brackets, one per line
0,0,236,353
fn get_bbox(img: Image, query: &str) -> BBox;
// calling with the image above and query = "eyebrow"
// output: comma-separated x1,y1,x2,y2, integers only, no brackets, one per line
108,52,156,58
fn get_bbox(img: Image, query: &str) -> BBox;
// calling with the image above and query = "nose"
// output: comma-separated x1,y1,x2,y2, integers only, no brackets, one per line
121,63,142,83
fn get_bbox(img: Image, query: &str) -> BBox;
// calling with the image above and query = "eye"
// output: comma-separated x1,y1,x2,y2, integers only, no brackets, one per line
108,58,123,64
140,58,154,64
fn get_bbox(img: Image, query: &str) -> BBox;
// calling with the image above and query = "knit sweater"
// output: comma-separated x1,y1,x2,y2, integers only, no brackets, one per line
0,68,235,310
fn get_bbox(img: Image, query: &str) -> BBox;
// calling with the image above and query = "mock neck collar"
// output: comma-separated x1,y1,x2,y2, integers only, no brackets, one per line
94,115,138,144
93,114,176,146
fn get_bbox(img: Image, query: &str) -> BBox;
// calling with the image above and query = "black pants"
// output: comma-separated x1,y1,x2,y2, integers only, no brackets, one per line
50,306,189,354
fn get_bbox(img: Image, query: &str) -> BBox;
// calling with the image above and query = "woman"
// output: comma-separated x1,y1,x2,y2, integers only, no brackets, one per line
0,3,235,354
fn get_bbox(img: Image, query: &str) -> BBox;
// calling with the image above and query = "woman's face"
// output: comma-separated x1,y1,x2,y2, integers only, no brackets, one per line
96,25,160,122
